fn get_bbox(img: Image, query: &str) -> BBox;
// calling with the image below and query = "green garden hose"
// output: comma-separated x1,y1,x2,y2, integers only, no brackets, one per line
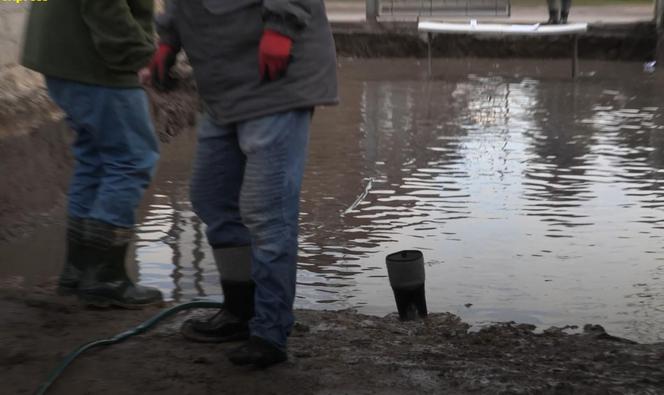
35,299,224,395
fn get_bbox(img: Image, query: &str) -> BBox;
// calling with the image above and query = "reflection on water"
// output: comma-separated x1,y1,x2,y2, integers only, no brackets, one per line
133,60,664,343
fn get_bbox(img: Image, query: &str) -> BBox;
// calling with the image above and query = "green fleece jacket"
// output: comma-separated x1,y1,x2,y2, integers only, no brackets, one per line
22,0,155,87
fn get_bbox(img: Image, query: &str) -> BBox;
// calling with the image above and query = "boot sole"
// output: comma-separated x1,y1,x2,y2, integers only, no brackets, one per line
56,286,79,297
228,354,288,368
180,322,250,343
79,295,164,310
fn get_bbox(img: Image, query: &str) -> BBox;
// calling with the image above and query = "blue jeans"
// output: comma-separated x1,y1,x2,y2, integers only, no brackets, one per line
46,77,159,228
190,110,311,349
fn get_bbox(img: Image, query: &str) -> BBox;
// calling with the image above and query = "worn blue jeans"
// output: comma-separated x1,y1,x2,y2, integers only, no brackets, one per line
190,110,311,349
46,77,159,228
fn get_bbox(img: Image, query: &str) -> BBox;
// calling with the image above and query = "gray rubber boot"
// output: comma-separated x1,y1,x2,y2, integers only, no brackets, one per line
56,216,86,295
180,246,254,342
560,10,569,24
77,219,163,309
561,0,571,23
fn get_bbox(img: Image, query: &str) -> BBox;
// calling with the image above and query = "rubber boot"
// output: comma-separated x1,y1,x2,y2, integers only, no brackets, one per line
180,246,254,343
227,336,287,368
560,10,569,24
546,9,560,25
560,0,571,24
77,219,163,309
56,216,85,295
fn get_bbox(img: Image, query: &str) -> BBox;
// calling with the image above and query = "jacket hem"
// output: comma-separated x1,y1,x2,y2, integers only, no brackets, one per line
21,61,141,89
205,97,340,125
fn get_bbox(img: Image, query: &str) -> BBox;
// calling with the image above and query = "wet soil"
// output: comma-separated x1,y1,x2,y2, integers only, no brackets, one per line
145,62,200,143
1,281,663,395
0,120,71,241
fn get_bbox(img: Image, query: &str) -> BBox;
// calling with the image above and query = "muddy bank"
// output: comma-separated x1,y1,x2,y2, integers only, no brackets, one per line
1,282,662,395
332,22,657,61
0,67,70,240
0,119,72,241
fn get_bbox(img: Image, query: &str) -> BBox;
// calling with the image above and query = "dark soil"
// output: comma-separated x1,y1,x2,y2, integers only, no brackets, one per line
1,280,663,395
146,62,200,143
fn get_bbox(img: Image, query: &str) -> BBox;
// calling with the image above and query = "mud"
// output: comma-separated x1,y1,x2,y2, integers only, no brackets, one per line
0,67,71,241
0,119,71,241
145,62,200,143
1,281,662,395
0,66,52,124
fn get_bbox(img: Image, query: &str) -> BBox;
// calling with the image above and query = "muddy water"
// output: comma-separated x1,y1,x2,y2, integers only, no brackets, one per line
3,59,664,343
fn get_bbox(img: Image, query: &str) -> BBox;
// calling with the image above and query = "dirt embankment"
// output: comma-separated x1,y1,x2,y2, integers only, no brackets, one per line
1,280,663,395
0,66,69,240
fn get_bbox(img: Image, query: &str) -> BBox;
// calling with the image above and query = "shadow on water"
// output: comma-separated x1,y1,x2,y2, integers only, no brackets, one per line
3,58,664,343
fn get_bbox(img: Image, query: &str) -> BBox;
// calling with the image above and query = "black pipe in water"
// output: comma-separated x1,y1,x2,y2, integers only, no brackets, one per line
386,250,428,321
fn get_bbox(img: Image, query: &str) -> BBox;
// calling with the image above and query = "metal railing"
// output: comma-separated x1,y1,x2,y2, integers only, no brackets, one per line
378,0,511,17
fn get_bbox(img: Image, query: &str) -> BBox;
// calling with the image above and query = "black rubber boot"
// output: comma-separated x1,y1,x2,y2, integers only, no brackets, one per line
77,220,163,309
228,336,287,368
181,246,254,342
546,9,560,25
57,217,86,295
180,280,254,342
560,10,569,24
393,284,428,321
561,0,571,24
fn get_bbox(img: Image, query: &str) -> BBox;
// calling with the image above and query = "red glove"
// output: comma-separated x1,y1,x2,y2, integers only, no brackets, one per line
148,43,177,91
259,30,293,81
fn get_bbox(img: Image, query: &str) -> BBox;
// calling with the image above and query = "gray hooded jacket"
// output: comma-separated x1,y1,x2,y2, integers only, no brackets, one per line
157,0,339,124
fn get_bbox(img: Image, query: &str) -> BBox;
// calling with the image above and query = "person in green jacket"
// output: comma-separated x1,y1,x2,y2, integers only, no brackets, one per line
22,0,163,308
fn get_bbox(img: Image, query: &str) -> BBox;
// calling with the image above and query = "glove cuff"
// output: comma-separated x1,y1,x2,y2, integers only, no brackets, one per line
263,29,293,43
157,42,176,54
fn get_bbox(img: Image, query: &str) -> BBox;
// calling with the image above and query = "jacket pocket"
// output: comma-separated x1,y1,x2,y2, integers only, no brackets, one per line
202,0,262,15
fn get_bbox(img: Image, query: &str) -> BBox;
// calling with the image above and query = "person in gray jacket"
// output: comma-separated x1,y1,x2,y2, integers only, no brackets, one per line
150,0,338,367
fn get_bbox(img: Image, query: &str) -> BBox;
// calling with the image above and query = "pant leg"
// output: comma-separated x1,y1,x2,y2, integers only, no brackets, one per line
190,115,251,248
561,0,571,13
85,86,160,228
547,0,559,11
237,109,312,350
46,77,103,219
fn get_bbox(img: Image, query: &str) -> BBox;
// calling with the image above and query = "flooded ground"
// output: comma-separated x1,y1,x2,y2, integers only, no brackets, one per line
2,58,664,344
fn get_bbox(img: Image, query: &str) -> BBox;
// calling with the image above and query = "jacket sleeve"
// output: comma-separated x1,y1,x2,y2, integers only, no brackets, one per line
155,0,182,50
262,0,312,38
80,0,154,72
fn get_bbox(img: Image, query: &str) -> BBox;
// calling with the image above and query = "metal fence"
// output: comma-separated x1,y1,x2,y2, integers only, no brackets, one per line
378,0,511,17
